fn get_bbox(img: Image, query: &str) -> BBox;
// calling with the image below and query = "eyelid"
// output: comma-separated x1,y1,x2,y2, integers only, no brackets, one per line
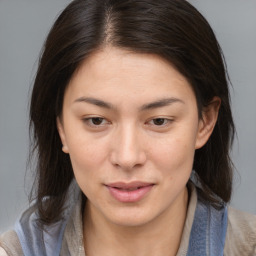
146,117,174,127
82,116,111,128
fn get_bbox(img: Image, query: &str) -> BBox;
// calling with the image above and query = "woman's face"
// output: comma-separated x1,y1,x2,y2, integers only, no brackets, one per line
58,47,213,227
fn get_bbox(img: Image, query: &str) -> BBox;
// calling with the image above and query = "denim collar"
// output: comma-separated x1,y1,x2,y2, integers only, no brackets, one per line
15,184,227,256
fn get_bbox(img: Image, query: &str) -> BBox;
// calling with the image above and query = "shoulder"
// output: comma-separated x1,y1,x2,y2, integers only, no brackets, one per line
0,230,23,256
224,206,256,255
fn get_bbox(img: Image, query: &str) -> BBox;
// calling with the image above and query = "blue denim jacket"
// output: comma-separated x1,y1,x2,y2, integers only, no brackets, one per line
15,188,228,256
187,194,228,255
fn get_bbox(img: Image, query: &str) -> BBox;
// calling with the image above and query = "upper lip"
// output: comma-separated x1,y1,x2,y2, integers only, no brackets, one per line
106,181,154,189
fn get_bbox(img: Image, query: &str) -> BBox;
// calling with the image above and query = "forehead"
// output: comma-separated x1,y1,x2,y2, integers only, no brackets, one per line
65,47,196,107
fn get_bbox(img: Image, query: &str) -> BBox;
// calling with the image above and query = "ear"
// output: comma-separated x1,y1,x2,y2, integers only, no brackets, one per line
56,117,69,154
195,97,221,149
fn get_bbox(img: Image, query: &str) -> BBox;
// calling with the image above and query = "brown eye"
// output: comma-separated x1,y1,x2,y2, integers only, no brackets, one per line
152,118,166,126
83,117,109,127
91,117,104,125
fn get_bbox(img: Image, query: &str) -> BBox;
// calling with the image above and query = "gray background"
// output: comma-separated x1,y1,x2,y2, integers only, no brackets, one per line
0,0,256,232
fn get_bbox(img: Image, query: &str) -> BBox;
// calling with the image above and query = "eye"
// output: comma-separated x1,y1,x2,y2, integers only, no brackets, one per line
90,117,105,125
83,117,109,127
151,118,167,126
149,118,172,126
145,117,174,131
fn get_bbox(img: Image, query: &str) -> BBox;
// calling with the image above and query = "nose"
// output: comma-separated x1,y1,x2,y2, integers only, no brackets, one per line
110,124,147,170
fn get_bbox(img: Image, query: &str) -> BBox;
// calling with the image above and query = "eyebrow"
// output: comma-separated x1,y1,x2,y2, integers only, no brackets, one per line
74,97,114,109
73,97,184,110
140,97,184,111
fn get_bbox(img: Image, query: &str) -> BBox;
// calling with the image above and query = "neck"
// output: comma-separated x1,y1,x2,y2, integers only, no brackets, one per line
83,188,188,256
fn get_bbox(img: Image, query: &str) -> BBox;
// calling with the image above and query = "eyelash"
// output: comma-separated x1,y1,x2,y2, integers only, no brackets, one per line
147,118,173,127
82,117,110,128
82,117,174,129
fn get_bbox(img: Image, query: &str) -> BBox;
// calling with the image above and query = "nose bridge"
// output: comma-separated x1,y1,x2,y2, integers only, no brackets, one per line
111,122,146,169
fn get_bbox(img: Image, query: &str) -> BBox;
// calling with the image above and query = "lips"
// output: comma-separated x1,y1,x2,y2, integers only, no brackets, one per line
106,182,154,203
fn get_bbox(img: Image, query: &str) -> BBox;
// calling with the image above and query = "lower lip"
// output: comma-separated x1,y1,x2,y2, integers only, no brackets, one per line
107,185,154,203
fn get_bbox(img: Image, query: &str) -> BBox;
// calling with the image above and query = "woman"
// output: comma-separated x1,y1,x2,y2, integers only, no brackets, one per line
0,0,255,255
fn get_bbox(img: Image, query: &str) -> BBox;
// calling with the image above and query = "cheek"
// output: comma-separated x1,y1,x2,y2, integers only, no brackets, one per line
68,141,108,197
67,133,108,176
150,135,196,174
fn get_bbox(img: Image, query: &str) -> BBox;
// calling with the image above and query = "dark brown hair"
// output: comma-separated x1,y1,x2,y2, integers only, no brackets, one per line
30,0,235,224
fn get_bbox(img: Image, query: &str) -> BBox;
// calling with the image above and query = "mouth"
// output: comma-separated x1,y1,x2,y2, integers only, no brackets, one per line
105,182,155,203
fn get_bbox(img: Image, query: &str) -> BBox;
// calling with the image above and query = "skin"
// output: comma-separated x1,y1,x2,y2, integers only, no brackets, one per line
57,47,220,256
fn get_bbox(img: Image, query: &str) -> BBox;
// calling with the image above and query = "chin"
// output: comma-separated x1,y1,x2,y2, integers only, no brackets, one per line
104,207,158,227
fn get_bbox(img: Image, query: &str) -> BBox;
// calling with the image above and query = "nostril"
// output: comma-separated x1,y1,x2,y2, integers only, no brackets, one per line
109,136,147,169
